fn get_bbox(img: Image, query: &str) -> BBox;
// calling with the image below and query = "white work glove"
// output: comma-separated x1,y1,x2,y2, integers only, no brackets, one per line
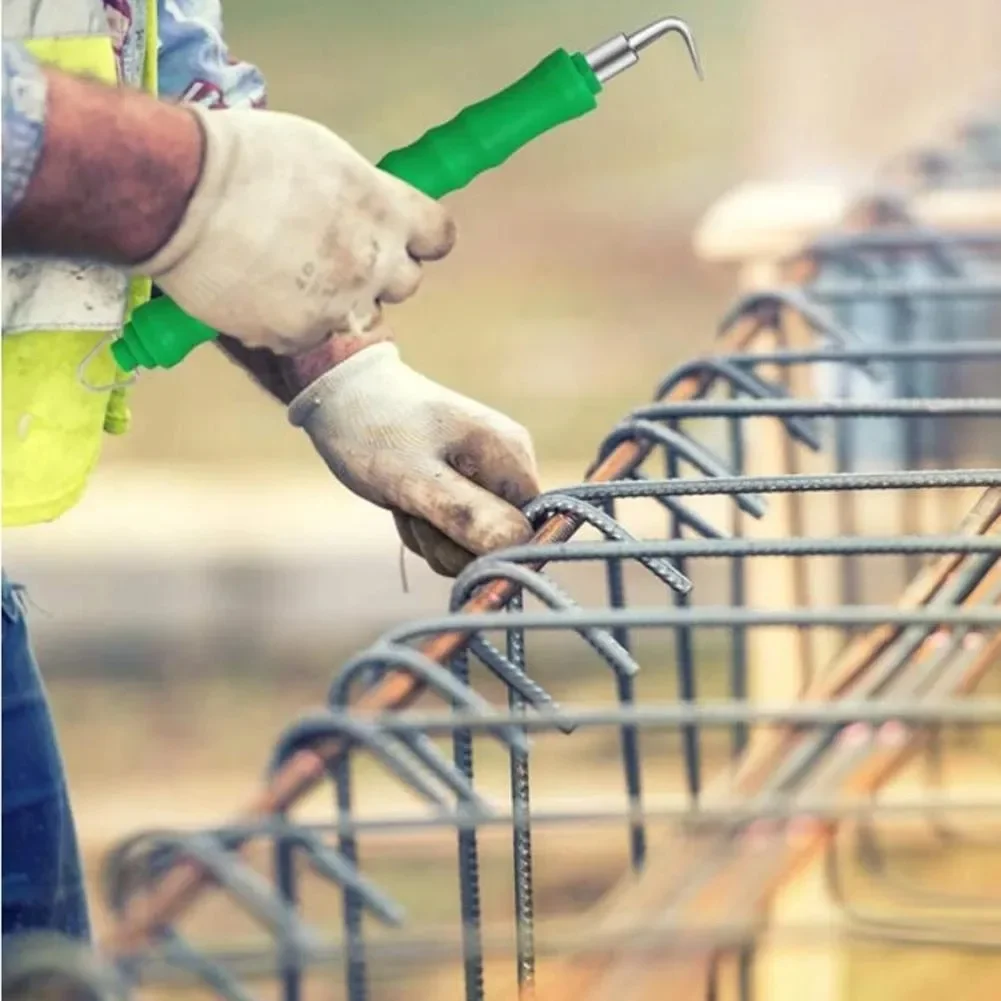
288,343,540,576
135,107,455,355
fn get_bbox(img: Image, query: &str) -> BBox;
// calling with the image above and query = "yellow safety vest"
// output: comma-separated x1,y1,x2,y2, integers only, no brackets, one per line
2,0,158,526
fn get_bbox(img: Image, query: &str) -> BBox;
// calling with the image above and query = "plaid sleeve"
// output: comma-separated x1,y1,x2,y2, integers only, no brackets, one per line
157,0,267,109
2,42,48,222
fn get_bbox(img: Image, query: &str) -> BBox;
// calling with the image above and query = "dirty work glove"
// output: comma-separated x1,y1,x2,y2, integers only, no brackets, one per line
288,343,540,576
135,107,455,355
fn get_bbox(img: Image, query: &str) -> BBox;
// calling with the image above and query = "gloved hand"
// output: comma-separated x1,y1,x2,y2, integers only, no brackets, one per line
288,343,540,576
134,107,455,355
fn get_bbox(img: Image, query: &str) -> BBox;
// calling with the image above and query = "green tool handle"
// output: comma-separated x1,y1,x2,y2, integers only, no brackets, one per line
114,48,602,374
379,49,599,197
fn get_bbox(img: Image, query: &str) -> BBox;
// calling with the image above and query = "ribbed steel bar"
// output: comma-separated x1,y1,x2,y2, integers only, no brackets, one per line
86,102,1001,1001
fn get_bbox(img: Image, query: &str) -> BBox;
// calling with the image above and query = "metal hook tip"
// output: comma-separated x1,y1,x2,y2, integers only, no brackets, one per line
628,17,704,80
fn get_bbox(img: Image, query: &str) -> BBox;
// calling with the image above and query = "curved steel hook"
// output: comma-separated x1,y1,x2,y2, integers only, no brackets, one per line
585,17,703,83
630,18,703,79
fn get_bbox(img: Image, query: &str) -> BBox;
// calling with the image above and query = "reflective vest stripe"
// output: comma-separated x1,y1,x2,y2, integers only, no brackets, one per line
22,36,118,82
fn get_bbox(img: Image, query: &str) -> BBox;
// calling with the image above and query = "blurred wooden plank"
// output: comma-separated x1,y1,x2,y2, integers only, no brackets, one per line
695,183,1001,264
694,182,853,263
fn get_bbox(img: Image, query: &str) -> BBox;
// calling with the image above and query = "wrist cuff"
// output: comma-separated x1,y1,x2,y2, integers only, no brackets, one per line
132,105,225,277
288,341,401,429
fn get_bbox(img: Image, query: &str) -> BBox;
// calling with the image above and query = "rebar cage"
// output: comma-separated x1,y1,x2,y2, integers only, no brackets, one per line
18,107,1001,1001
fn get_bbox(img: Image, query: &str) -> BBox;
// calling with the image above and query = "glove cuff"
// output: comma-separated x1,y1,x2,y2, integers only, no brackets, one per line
131,105,239,279
287,342,402,430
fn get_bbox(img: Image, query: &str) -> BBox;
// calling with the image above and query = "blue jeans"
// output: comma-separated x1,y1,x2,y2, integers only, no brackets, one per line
2,574,90,941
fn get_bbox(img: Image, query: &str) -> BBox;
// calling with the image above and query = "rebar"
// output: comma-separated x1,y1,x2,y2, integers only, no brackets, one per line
70,98,1001,1001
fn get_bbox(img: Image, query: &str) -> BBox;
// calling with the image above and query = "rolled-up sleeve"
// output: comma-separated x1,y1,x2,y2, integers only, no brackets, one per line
157,0,267,109
2,42,48,222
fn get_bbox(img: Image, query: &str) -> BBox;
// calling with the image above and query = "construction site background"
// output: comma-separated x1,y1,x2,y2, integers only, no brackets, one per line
4,3,1001,998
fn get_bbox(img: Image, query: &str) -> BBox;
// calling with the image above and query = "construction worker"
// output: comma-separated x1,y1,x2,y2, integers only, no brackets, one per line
1,0,540,944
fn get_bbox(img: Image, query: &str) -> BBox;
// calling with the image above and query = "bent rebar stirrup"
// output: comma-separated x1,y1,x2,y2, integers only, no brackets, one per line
25,102,1001,1001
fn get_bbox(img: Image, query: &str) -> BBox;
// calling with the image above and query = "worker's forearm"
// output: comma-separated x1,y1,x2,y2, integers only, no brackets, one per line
216,328,395,405
3,65,204,264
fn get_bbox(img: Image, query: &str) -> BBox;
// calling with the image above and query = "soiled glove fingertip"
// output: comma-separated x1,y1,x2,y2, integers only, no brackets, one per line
497,475,541,510
471,509,536,555
406,516,475,578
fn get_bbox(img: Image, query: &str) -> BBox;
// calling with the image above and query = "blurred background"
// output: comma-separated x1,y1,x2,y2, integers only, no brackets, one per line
4,0,1001,995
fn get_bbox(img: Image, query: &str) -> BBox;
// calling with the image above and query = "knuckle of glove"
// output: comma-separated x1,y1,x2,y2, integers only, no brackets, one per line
377,255,424,306
378,175,456,262
418,209,457,261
